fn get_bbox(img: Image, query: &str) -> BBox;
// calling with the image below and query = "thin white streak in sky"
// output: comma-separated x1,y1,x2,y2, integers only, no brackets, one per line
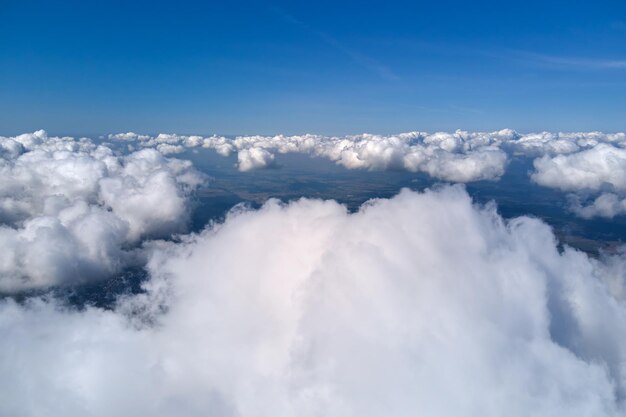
511,51,626,70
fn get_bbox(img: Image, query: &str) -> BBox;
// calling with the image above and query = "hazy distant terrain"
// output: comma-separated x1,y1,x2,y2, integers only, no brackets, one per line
185,149,626,253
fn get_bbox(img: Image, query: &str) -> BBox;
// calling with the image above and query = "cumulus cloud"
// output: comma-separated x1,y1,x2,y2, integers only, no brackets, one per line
418,147,507,182
507,131,626,156
0,131,204,292
104,128,626,218
1,187,625,416
237,147,276,171
311,132,508,182
107,129,626,189
531,144,626,218
569,193,626,219
532,144,626,192
110,130,511,182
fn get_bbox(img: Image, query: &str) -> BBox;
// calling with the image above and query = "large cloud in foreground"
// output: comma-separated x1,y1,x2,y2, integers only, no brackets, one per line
1,187,624,416
0,131,204,292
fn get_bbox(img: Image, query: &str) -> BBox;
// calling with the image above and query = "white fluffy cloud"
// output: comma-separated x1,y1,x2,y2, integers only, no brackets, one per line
237,147,276,171
0,131,204,292
531,144,626,218
108,129,626,192
1,187,625,416
507,131,626,156
568,193,626,219
532,144,626,192
110,130,511,182
106,128,626,216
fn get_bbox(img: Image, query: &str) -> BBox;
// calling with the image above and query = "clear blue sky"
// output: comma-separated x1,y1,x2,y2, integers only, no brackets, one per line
1,0,625,135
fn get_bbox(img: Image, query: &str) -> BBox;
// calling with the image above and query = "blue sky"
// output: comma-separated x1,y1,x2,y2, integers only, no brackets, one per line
1,0,625,135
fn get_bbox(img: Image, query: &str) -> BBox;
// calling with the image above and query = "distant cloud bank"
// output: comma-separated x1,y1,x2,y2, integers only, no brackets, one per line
109,130,511,182
110,129,626,218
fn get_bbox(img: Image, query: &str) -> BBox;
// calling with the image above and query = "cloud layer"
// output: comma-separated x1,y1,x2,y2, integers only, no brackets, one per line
109,130,512,182
0,131,204,292
0,127,623,292
110,129,626,217
531,144,626,218
1,187,625,416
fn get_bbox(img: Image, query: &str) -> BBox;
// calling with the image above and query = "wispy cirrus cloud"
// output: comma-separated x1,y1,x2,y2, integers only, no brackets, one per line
510,50,626,70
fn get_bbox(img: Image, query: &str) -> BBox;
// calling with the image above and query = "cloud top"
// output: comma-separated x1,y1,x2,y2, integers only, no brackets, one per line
110,130,513,182
108,129,626,217
1,187,625,416
6,127,626,293
0,131,204,292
